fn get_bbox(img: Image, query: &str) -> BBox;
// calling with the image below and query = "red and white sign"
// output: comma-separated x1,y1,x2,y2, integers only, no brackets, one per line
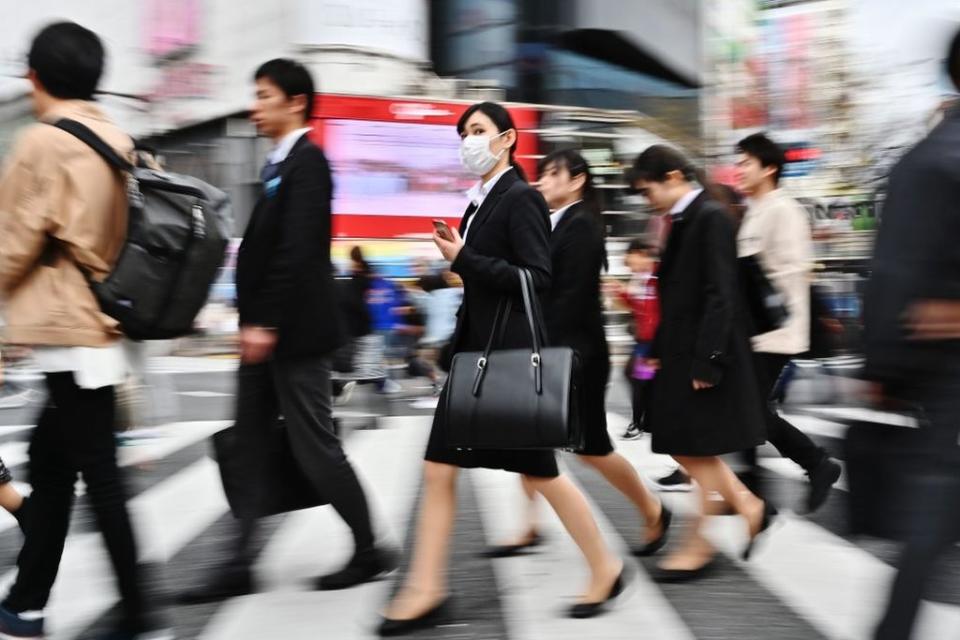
311,95,541,239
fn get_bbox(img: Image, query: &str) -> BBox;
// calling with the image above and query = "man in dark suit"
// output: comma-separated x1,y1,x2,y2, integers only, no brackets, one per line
182,59,393,603
863,29,960,640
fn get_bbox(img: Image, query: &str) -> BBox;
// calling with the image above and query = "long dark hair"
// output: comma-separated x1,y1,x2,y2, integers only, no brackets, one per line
627,144,730,215
456,102,527,182
538,148,607,269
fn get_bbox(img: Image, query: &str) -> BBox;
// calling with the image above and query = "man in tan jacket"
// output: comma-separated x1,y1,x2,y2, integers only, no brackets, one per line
0,22,163,640
735,133,842,514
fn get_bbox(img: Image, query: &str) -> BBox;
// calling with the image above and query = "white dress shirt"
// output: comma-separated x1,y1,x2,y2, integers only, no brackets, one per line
463,167,513,241
670,188,703,219
549,199,582,231
267,127,312,165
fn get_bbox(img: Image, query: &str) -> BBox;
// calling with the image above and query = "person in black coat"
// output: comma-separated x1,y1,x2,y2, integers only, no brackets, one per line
379,104,629,636
182,59,393,604
486,149,670,560
629,145,774,581
862,30,960,640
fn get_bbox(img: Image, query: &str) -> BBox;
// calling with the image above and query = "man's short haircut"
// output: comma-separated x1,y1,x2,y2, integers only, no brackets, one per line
948,25,960,92
254,58,316,122
28,22,104,100
736,132,787,186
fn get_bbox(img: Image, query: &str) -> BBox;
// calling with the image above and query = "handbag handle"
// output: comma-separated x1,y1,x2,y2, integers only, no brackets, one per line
472,267,546,396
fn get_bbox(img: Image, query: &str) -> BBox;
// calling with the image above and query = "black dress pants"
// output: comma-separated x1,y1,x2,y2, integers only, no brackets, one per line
745,353,828,474
229,357,375,567
4,373,145,630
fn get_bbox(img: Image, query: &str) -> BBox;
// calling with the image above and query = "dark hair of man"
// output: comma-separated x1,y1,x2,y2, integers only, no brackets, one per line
736,132,787,186
626,145,698,185
254,58,316,123
456,102,527,181
948,26,960,92
28,22,104,100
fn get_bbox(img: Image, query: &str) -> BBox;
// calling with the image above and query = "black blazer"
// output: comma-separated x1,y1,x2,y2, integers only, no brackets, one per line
864,106,960,385
648,192,764,455
545,202,608,361
236,134,347,359
447,169,552,356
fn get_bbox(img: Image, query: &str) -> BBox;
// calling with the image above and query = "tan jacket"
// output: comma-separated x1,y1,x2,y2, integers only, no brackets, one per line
0,101,132,346
737,188,813,355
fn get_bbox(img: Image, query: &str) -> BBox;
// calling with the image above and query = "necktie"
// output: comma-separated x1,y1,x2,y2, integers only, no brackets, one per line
260,160,281,185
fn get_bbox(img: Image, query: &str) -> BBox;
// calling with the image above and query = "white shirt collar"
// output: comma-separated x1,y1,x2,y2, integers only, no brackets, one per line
670,187,704,218
550,200,582,231
268,127,312,165
466,166,513,208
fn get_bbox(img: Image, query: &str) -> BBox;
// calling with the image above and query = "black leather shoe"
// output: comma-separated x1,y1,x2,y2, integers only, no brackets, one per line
482,533,544,558
632,505,672,557
567,564,634,619
316,546,399,591
806,457,842,513
652,559,716,583
742,501,778,561
377,598,450,637
178,567,254,604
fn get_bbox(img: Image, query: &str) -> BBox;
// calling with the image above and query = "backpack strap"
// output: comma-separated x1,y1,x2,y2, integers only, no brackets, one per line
52,119,134,172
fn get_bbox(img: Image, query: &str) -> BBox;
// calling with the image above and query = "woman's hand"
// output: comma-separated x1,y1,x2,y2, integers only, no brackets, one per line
692,379,714,391
434,226,465,263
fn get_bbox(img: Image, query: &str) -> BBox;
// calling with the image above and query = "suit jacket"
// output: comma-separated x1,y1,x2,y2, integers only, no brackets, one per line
236,134,346,359
545,202,608,361
648,192,763,454
864,106,960,385
447,169,552,357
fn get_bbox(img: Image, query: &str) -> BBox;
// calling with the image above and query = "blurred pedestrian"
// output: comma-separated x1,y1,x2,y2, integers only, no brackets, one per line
0,22,163,639
378,103,629,636
181,58,394,604
628,146,774,581
486,149,670,559
607,239,661,440
735,133,842,511
861,27,960,640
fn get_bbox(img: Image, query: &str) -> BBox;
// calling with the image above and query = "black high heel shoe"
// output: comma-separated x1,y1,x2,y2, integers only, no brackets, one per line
567,563,634,619
482,532,544,558
632,504,672,557
742,501,778,561
377,597,451,637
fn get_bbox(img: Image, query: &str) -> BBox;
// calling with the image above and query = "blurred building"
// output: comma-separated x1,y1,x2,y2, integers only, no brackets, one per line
430,1,702,140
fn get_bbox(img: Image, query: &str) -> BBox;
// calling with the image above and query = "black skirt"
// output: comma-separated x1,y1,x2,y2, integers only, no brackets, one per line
577,355,614,456
424,385,559,478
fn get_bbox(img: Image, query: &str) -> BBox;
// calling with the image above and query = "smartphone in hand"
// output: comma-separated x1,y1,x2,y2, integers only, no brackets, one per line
432,219,454,241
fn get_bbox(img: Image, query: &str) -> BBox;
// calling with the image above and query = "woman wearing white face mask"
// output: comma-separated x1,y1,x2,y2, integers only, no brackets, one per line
378,102,631,636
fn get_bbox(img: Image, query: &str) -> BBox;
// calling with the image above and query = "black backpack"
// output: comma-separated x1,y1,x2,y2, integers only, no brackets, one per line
53,119,233,340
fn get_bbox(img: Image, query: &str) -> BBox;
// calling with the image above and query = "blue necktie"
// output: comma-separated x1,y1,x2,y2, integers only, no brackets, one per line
260,160,281,184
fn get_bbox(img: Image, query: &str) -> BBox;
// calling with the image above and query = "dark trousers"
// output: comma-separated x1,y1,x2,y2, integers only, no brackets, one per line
230,357,375,567
745,353,828,475
4,373,145,629
624,353,650,428
875,381,960,640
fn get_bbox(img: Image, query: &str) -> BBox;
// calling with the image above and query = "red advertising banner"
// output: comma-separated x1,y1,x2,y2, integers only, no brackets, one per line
311,95,541,239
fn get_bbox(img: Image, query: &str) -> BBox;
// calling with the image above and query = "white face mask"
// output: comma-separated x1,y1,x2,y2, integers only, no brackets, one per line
460,131,507,177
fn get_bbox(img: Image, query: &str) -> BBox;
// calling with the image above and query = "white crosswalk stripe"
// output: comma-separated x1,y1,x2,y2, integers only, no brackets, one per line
0,410,954,639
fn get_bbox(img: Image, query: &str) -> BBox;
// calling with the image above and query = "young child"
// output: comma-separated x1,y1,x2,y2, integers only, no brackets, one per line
608,239,660,440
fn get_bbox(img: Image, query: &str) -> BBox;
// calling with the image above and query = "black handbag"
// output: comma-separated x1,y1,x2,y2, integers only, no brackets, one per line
212,420,328,519
739,254,789,336
444,268,582,451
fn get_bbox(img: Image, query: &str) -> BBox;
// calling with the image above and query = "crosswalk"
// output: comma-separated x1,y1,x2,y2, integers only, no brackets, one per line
0,409,955,639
